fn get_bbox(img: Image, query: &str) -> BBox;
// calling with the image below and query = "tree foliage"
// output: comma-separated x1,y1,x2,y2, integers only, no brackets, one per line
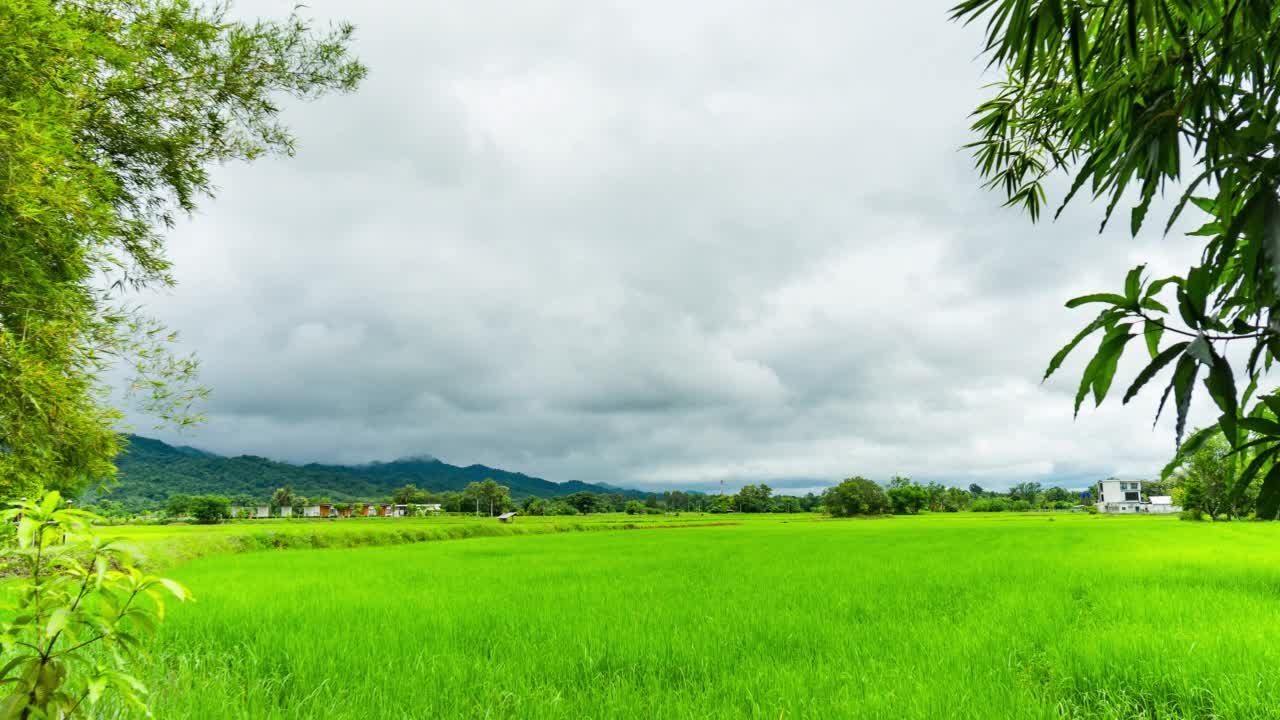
823,477,891,517
187,494,230,524
0,0,365,500
953,0,1280,512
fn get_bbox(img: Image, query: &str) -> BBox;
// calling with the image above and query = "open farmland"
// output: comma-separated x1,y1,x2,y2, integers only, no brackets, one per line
101,513,1280,719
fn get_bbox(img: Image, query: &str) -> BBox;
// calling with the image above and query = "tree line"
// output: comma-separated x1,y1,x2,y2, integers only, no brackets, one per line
823,477,1089,517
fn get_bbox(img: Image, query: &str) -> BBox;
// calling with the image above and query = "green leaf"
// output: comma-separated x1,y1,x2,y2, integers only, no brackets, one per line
157,578,191,603
1203,349,1239,428
1160,426,1219,481
44,608,69,639
1144,275,1182,298
1044,313,1110,381
38,492,61,517
1076,327,1134,415
1124,265,1144,301
1122,342,1188,404
1255,462,1280,520
1143,320,1163,358
1171,354,1199,446
1238,417,1280,436
1230,445,1280,506
1065,293,1131,309
1263,394,1280,419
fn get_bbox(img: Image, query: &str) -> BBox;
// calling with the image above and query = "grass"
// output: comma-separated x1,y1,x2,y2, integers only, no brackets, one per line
96,513,1280,718
103,513,734,568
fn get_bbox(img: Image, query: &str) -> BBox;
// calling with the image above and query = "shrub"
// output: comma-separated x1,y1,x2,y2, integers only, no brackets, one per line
624,500,646,515
189,495,231,524
0,493,190,717
1181,509,1207,521
824,477,891,517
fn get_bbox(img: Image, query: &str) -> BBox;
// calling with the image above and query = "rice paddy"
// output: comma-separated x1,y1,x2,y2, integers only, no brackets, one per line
106,513,1280,718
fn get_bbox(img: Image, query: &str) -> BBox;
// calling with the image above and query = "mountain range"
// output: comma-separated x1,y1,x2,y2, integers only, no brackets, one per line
94,435,647,507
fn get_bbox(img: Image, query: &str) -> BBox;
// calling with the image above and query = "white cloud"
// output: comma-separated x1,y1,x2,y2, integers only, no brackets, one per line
126,0,1216,492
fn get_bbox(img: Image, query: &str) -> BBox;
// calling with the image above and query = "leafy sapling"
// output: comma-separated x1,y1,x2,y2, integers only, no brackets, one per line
0,492,191,718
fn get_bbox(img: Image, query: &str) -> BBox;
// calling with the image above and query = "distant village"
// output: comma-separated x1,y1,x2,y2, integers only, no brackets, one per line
231,502,444,519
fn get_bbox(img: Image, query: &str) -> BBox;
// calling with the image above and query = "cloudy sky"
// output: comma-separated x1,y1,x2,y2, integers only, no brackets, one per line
128,0,1213,493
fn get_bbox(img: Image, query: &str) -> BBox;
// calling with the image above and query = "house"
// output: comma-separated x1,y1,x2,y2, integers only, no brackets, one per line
377,504,390,518
1096,479,1182,514
318,503,334,518
303,505,321,518
391,504,407,518
1096,479,1146,513
497,512,517,523
254,505,270,519
280,506,292,518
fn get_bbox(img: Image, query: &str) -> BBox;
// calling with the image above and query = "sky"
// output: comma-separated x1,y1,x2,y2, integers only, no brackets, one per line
127,0,1216,494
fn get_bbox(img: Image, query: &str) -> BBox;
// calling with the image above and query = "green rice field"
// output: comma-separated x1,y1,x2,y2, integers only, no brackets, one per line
102,513,1280,718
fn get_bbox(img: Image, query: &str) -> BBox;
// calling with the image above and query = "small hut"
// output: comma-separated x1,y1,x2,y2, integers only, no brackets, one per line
303,505,321,518
497,512,518,524
254,506,270,519
279,506,293,518
318,503,333,518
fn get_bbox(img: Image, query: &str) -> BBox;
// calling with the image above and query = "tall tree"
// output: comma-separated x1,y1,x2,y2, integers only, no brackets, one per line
0,0,365,500
953,1,1280,515
270,486,293,510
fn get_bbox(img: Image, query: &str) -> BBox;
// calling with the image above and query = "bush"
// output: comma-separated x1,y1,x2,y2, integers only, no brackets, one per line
0,493,189,716
189,495,231,524
824,477,891,517
1010,499,1032,512
1085,505,1099,515
624,500,646,515
971,498,1010,512
1180,509,1207,521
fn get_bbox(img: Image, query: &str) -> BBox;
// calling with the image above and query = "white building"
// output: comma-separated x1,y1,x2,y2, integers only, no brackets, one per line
280,506,292,518
302,505,321,518
1096,479,1182,514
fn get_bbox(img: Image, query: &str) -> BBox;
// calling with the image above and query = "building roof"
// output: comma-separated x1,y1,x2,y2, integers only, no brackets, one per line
1149,496,1174,504
497,512,517,519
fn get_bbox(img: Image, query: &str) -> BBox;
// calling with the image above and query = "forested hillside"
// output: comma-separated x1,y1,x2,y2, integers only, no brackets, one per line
94,436,643,508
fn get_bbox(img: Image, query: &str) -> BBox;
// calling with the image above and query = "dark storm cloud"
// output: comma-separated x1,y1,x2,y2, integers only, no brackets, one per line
126,0,1214,491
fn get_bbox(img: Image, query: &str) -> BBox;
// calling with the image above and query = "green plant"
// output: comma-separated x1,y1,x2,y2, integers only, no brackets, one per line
0,492,190,717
